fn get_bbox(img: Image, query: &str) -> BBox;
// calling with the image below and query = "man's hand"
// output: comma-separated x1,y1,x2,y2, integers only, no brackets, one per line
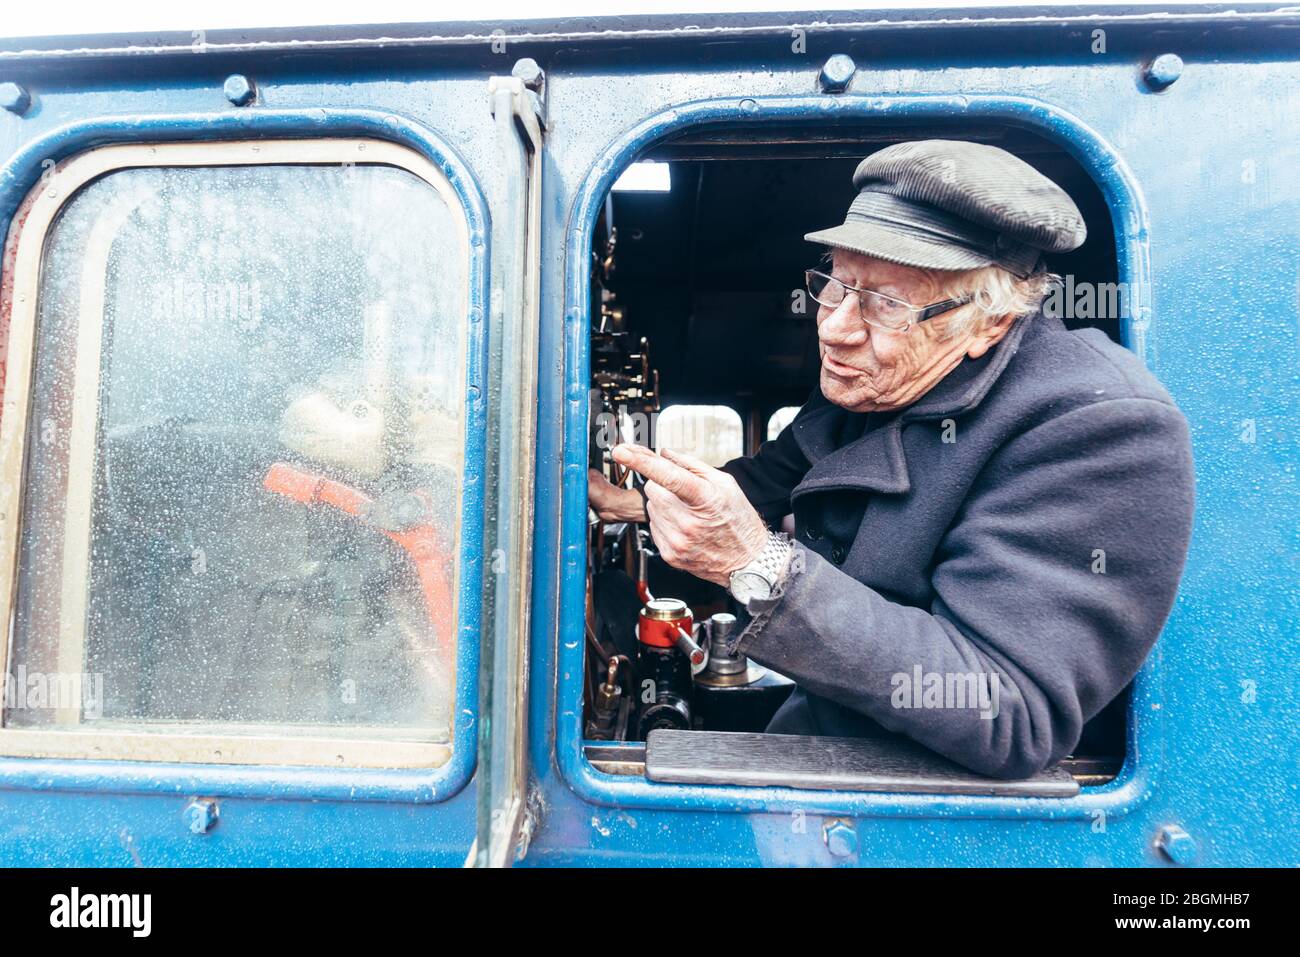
611,444,769,587
587,468,648,523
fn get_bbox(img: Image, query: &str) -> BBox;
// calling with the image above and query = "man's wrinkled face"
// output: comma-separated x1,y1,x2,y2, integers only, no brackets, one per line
816,249,1005,413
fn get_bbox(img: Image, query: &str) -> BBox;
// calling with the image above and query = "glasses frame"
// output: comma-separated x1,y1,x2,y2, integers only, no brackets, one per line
805,268,972,332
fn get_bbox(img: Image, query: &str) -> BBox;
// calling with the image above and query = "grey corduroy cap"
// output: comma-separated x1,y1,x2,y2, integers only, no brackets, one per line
805,139,1087,278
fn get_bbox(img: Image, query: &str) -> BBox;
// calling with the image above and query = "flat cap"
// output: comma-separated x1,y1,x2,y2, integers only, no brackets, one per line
805,139,1087,278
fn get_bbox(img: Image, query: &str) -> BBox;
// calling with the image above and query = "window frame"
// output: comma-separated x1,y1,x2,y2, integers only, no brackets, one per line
0,135,484,783
553,93,1163,822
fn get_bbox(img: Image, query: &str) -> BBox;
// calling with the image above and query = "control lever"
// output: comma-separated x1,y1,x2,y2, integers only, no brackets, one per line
674,625,706,668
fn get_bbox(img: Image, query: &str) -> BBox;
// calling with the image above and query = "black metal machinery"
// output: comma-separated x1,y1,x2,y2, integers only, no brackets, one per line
583,197,793,743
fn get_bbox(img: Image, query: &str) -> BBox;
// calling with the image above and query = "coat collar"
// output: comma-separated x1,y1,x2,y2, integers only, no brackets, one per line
791,308,1061,499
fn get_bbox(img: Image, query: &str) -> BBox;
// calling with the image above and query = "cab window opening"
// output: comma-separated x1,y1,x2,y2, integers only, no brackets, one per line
582,123,1128,793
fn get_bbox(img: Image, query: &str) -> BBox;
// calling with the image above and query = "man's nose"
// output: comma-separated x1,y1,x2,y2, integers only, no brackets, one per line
818,296,869,347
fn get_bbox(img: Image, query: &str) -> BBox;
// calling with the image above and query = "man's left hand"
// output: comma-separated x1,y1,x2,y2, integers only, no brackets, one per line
610,444,770,588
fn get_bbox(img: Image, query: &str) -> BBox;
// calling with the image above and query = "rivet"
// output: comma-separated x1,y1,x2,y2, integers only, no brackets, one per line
0,82,32,116
1155,824,1198,865
1144,54,1183,91
185,798,220,835
818,54,856,94
822,818,858,858
223,73,255,107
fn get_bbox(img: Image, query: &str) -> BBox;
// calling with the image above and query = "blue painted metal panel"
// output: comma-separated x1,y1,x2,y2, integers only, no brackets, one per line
0,7,1295,866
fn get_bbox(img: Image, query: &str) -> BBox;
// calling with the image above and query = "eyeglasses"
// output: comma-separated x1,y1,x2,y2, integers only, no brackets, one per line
804,269,972,332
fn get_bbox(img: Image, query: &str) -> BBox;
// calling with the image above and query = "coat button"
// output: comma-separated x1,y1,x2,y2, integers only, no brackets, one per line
830,544,846,564
805,524,822,542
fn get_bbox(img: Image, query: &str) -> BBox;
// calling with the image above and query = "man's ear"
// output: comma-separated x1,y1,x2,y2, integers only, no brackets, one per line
965,313,1018,359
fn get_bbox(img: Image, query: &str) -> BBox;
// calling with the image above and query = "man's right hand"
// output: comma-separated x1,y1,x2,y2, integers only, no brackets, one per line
588,468,649,523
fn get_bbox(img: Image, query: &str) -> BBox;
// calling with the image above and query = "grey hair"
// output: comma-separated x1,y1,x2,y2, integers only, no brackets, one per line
822,247,1056,337
927,264,1059,336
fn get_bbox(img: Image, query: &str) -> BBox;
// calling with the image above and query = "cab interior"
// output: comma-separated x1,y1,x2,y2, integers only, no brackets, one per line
583,120,1128,794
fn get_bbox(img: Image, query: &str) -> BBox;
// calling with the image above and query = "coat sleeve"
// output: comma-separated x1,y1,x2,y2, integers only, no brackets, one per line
732,396,1196,779
719,397,816,525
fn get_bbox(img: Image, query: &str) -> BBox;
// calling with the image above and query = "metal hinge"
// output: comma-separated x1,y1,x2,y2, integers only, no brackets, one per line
513,787,544,863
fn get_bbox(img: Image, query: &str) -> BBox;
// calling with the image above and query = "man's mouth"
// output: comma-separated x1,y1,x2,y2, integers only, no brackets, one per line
822,354,862,378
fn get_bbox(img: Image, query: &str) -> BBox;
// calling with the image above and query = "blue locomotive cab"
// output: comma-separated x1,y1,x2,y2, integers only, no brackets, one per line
0,5,1294,868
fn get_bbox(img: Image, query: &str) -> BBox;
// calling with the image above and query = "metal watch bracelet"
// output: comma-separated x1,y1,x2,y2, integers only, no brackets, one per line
729,530,794,605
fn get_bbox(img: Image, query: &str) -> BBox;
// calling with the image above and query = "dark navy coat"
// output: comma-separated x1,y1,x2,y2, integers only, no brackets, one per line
722,308,1195,778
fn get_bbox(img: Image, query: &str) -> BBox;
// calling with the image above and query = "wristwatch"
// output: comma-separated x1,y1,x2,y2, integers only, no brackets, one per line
727,532,794,606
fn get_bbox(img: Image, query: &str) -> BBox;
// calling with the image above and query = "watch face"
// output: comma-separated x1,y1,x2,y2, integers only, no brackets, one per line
731,571,772,605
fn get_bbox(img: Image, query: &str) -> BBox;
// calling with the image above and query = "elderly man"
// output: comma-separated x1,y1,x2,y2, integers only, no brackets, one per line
589,140,1195,779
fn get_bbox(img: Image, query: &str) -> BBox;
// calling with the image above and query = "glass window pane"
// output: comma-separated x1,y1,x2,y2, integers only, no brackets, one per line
655,405,742,468
767,406,800,441
7,161,467,748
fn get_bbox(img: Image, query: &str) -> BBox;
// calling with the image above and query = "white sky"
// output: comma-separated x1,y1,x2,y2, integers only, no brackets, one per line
0,0,1220,42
